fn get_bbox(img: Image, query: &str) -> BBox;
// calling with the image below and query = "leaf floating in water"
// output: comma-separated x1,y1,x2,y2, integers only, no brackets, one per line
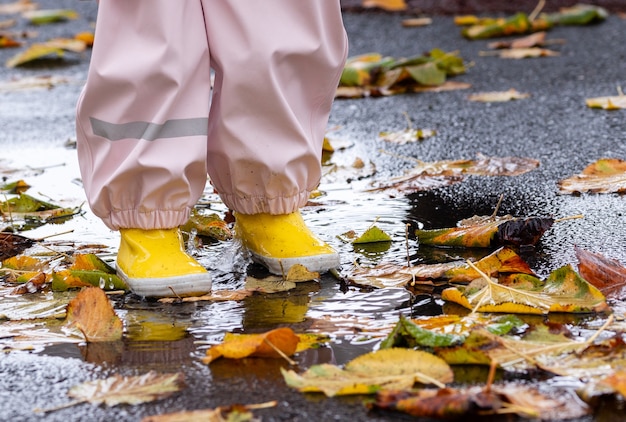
64,287,123,342
441,264,609,314
202,327,300,364
416,215,554,248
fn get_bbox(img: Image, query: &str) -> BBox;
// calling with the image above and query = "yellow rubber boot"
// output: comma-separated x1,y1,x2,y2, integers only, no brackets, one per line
117,228,212,298
234,212,340,275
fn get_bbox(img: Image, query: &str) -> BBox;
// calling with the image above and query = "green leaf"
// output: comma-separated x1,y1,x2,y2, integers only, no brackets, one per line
22,9,79,25
405,62,446,86
542,4,608,25
380,315,464,349
353,225,392,244
51,270,127,292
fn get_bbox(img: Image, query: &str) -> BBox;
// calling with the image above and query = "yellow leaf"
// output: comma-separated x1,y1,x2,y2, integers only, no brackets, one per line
401,17,432,27
202,327,300,364
497,47,560,59
586,95,626,109
353,225,392,244
282,348,453,397
74,31,94,47
6,38,86,67
362,0,407,11
468,88,530,102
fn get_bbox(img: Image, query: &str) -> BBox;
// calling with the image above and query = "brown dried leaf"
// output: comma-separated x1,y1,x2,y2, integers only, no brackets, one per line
142,401,277,422
0,232,34,261
488,31,548,49
497,47,560,59
576,246,626,299
64,287,123,342
158,289,253,303
68,371,185,407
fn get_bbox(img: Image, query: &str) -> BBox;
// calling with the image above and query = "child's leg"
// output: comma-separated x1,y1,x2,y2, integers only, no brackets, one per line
203,1,348,274
76,0,213,297
76,0,211,231
203,1,348,215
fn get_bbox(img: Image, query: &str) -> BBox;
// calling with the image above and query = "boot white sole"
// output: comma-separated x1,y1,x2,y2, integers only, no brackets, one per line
117,267,212,298
249,251,340,276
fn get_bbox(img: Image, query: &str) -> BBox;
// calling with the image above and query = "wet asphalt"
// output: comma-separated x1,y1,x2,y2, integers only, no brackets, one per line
1,1,626,421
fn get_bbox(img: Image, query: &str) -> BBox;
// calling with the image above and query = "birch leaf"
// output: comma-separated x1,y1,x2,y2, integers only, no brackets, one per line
558,158,626,194
416,215,553,248
68,371,184,407
64,287,123,342
282,348,453,397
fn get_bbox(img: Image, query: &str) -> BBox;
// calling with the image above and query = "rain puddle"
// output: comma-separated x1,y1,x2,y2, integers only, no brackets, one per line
0,142,424,367
2,139,623,420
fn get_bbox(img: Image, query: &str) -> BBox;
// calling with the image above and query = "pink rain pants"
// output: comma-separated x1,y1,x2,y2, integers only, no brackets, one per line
76,1,348,231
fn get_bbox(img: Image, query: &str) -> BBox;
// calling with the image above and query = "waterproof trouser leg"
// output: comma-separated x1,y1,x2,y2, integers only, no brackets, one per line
76,0,348,230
